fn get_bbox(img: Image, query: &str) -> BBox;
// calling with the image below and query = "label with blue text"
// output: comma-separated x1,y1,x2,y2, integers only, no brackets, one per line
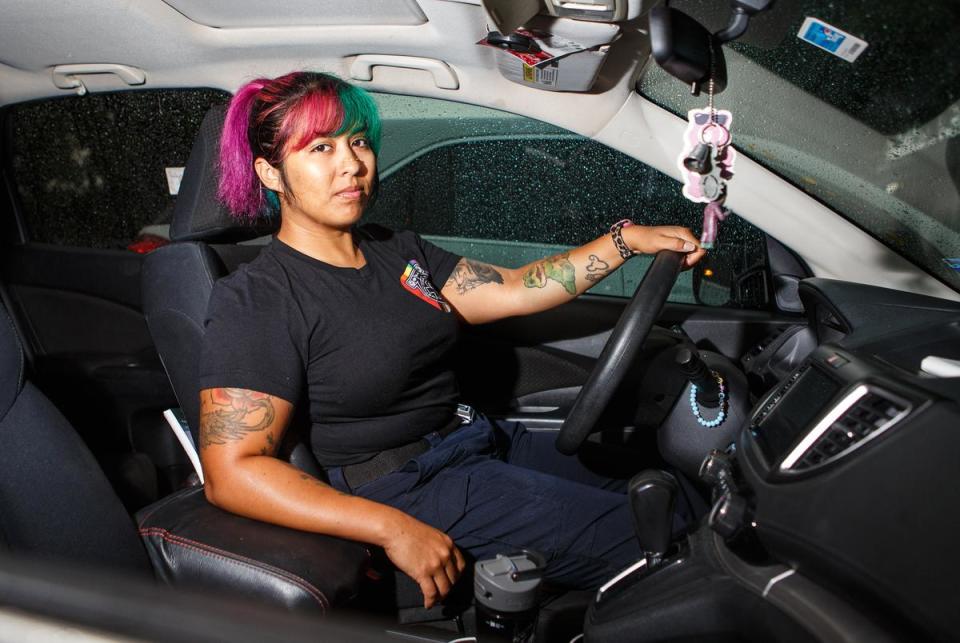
797,17,868,63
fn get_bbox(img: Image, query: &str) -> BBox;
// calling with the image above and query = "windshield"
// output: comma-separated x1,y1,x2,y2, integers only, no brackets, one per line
639,0,960,292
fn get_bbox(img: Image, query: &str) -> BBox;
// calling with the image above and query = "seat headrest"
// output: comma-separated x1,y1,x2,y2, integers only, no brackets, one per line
170,105,278,243
0,300,24,422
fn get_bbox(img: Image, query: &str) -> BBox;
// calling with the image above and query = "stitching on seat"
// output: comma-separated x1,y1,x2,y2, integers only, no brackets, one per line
0,308,25,425
139,527,330,612
136,489,195,526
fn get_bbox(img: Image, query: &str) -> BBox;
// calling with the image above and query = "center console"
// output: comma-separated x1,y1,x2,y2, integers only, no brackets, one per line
582,343,958,642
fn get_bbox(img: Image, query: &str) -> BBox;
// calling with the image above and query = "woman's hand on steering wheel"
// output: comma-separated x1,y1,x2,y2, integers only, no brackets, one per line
623,225,706,269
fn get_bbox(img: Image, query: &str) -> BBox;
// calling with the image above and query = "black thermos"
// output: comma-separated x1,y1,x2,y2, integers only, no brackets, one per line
474,551,544,642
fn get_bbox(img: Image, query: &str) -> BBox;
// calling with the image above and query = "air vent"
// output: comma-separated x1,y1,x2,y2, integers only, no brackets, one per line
736,269,769,308
780,385,910,473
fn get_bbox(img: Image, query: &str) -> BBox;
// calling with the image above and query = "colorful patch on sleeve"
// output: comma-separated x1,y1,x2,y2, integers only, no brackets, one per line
401,260,451,312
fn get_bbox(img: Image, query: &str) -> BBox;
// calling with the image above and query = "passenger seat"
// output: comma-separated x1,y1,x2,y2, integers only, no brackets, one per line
0,296,150,572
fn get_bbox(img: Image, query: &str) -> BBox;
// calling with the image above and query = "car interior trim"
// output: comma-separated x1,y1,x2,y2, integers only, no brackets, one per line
595,557,647,603
779,383,913,473
761,568,794,598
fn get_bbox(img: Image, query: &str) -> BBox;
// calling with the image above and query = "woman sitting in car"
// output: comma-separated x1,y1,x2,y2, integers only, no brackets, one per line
198,70,704,608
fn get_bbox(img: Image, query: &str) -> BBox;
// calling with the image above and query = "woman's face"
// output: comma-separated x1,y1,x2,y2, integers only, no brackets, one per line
263,130,377,232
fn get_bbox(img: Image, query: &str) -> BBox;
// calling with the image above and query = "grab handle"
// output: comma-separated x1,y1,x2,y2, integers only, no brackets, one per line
52,63,146,96
349,55,459,89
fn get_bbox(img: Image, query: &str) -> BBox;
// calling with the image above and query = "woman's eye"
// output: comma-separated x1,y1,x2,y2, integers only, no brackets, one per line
311,143,331,153
352,138,369,148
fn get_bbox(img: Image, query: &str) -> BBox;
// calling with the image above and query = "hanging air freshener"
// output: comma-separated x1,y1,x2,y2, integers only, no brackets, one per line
676,49,736,250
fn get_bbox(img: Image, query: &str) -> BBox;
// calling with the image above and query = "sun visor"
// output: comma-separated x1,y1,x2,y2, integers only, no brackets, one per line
482,0,541,34
478,15,619,92
161,0,427,28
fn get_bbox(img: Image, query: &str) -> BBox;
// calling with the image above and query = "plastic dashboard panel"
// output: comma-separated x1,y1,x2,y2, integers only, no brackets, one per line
733,279,960,640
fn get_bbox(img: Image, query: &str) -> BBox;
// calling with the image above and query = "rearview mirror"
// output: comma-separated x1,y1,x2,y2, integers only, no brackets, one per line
648,6,727,95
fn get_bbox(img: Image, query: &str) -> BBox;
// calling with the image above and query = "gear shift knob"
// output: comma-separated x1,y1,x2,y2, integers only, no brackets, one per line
628,470,678,561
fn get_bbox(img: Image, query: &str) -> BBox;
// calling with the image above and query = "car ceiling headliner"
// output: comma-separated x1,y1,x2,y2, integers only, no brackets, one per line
0,0,642,135
2,0,958,302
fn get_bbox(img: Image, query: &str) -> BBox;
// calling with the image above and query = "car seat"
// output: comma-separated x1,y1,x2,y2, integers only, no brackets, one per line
139,106,467,620
0,288,368,612
0,296,151,573
140,105,321,476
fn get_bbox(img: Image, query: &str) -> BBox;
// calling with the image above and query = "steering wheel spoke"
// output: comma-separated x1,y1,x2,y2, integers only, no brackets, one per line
556,250,685,455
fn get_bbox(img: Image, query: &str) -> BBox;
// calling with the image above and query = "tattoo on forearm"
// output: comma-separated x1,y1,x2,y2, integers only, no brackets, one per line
585,254,612,283
199,388,276,448
446,258,504,295
522,251,577,295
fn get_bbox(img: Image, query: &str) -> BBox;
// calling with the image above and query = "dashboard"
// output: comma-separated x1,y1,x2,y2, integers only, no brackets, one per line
736,278,960,640
582,277,960,643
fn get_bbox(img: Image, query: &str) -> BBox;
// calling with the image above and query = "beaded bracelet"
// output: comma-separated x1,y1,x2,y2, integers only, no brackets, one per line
609,219,635,260
689,371,727,428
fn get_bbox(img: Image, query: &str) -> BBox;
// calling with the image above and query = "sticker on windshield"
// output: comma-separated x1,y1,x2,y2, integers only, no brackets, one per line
797,17,868,63
943,258,960,272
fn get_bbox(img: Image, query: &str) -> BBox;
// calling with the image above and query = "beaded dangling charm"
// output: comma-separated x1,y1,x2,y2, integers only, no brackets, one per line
689,371,727,428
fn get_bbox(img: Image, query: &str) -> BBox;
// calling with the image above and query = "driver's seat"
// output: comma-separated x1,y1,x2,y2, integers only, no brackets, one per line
138,105,375,611
139,105,460,618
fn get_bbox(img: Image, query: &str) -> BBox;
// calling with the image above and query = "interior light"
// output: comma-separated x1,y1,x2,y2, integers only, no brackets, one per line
704,268,714,278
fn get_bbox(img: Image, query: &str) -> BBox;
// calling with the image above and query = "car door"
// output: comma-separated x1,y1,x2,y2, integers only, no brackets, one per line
364,93,811,441
0,88,228,506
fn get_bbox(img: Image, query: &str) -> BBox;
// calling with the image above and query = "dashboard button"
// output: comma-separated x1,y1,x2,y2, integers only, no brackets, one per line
709,493,750,539
826,353,849,368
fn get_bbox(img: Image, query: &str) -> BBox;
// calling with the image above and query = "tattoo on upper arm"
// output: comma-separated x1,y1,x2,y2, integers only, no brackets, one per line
199,388,277,449
446,258,504,295
585,254,612,283
522,251,577,295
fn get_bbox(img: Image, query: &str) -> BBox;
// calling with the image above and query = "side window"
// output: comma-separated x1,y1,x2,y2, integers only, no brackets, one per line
364,94,768,308
6,89,229,251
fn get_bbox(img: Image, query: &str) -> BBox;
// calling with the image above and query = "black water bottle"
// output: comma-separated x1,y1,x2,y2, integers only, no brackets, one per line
474,551,544,643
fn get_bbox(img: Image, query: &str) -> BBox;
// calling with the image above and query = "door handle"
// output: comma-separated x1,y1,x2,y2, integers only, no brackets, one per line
349,55,459,90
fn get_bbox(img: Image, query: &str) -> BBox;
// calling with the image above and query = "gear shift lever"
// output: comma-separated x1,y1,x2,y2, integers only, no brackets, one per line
628,470,678,565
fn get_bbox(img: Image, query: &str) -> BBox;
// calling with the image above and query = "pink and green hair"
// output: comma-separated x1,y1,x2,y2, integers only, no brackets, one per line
218,71,382,220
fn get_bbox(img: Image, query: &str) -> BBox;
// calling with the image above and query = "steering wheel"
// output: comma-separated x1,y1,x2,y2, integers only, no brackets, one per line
556,250,685,455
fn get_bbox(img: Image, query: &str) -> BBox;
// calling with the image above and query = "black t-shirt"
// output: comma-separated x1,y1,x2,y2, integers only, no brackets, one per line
198,224,463,466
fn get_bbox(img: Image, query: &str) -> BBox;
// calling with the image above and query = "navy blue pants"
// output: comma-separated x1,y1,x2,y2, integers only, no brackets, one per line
327,416,644,589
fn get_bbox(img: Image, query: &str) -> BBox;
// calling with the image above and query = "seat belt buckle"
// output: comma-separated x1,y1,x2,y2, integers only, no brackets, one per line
456,403,476,425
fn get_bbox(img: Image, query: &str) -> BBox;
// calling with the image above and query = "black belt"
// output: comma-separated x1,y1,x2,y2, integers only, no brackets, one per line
339,405,475,489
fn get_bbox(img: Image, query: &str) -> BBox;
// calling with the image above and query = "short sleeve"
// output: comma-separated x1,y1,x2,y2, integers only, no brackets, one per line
198,275,304,404
416,234,462,287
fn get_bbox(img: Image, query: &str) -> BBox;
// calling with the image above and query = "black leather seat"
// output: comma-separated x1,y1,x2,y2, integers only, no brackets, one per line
139,105,478,620
139,105,430,614
0,288,368,613
141,105,323,476
0,297,151,573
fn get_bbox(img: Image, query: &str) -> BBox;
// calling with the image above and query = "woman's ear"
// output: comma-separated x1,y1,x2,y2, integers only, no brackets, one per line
254,158,283,194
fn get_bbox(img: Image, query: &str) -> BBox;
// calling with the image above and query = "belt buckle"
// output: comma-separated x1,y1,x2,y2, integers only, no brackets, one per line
456,403,475,425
